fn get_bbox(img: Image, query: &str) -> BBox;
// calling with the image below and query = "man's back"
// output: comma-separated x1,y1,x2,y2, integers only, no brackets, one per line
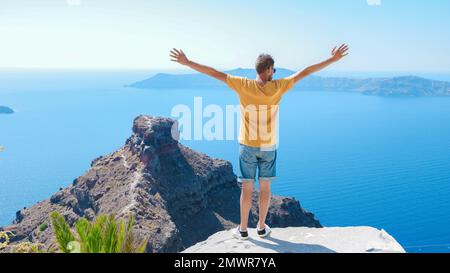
225,74,296,148
226,74,295,106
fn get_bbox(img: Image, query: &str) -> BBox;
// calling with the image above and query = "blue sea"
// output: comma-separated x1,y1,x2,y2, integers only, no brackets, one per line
1,70,450,253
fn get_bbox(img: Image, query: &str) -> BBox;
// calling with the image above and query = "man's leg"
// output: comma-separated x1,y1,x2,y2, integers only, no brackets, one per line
257,147,276,230
238,144,258,231
240,181,254,231
258,180,271,229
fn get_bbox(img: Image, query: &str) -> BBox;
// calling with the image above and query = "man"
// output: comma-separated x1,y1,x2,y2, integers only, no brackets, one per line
169,44,349,240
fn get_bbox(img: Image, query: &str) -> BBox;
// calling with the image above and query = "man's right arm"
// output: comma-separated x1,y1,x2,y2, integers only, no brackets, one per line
170,48,227,83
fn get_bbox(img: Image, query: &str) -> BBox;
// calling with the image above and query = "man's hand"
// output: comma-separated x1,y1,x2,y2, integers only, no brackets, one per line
330,44,349,62
170,48,190,66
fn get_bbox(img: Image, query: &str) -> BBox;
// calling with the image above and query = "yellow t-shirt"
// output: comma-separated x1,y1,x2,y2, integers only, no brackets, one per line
226,74,296,148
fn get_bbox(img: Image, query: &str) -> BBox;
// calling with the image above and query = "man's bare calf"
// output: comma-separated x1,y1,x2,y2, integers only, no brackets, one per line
239,180,271,231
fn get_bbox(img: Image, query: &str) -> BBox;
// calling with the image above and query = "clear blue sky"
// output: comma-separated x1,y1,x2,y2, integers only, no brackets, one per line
0,0,449,72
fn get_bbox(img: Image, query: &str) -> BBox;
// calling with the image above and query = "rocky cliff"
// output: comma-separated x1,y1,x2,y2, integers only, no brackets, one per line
2,115,321,253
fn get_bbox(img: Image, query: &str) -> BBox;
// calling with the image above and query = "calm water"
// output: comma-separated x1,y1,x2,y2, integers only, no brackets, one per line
1,70,450,253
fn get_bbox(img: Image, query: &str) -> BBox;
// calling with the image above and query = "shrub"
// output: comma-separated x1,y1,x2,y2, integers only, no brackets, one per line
50,212,147,253
0,231,12,250
39,222,49,232
0,231,46,253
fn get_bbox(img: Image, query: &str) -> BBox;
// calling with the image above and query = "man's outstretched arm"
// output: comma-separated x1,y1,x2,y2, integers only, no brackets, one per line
170,48,227,83
289,44,349,84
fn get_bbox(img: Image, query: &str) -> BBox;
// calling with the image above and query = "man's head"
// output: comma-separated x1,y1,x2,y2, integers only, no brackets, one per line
255,53,276,81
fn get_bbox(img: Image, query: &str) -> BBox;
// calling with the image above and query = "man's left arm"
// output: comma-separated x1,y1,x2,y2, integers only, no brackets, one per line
288,44,349,84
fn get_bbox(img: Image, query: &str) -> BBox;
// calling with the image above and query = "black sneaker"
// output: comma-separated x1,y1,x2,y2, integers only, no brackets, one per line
257,224,272,238
232,225,249,240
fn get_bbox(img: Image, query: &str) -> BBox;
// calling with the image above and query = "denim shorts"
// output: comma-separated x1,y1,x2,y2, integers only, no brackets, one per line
238,143,277,184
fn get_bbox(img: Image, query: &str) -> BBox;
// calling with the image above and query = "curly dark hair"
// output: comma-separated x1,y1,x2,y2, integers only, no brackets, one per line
255,54,275,74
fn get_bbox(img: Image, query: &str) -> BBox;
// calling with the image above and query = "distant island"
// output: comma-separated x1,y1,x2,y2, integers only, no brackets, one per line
0,106,14,114
127,68,450,97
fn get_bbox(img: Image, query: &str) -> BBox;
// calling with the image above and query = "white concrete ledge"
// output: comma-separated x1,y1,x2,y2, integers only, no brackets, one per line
182,226,405,253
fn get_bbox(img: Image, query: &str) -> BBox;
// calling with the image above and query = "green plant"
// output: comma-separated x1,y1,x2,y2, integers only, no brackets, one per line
39,222,49,232
50,212,75,253
50,212,147,253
